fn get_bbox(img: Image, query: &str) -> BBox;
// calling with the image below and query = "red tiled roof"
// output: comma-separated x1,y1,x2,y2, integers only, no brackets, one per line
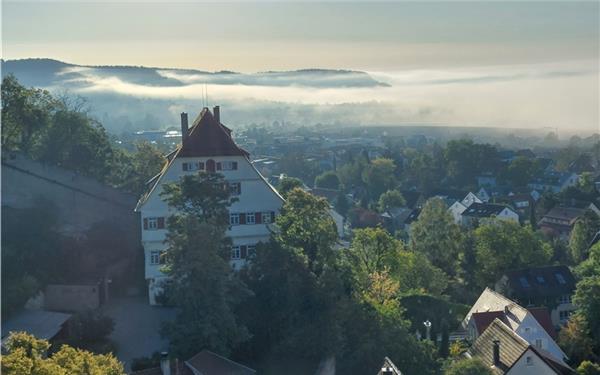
471,311,508,335
528,307,557,339
177,108,249,158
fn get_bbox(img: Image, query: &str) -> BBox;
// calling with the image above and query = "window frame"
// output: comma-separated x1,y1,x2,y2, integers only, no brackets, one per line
150,251,161,265
231,246,241,260
147,217,158,230
230,182,241,196
246,212,256,225
230,213,240,225
262,211,272,224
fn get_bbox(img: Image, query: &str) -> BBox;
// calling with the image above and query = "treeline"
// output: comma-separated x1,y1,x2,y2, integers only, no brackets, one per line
1,75,165,197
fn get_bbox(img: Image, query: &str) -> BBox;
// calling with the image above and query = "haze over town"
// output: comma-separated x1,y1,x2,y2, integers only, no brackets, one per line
3,1,599,132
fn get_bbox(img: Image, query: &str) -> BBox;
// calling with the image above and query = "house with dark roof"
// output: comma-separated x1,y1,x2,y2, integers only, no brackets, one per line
467,319,574,374
463,288,567,364
131,350,255,375
135,107,284,305
495,266,576,327
538,206,589,239
460,202,519,227
528,172,579,193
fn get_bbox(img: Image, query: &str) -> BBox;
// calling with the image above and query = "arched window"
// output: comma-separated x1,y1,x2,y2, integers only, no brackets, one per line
206,159,216,173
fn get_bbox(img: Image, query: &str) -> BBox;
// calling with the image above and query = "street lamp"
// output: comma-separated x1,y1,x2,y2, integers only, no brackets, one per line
423,320,432,341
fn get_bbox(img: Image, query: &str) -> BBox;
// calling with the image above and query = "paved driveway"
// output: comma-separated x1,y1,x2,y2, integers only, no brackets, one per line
102,296,176,371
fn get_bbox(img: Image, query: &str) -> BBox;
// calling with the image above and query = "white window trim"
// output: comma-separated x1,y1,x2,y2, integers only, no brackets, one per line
246,212,256,224
147,217,158,230
150,251,161,265
230,213,240,225
231,246,241,260
262,212,272,224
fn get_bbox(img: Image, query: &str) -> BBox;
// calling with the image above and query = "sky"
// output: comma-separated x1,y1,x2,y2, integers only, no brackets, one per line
2,1,599,131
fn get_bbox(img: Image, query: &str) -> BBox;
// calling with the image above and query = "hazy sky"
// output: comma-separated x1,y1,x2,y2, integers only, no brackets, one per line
3,1,598,71
2,1,599,131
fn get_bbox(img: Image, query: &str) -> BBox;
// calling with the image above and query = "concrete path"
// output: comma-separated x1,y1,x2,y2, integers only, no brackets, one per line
102,296,176,371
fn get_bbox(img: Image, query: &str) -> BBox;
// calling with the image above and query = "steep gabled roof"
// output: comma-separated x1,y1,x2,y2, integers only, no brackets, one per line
471,311,509,335
468,318,529,374
377,356,403,375
178,108,249,158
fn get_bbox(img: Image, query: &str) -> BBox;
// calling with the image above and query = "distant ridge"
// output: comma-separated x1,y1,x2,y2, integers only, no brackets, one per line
2,58,389,88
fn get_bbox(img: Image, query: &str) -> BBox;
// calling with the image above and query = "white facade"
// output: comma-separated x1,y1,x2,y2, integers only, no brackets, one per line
136,109,284,305
464,288,567,364
448,201,467,224
508,348,561,375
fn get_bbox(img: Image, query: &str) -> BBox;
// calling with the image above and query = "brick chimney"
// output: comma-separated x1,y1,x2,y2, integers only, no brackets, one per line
213,105,220,123
180,112,189,142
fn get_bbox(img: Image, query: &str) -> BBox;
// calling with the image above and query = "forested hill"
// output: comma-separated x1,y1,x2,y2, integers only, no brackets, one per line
1,58,388,89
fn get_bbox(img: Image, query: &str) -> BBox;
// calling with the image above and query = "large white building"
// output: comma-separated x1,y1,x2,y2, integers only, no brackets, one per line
135,107,284,304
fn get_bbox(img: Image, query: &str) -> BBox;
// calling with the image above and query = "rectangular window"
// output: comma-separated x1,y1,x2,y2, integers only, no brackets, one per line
182,162,205,171
247,245,256,257
246,212,256,224
526,356,533,366
222,161,238,171
229,182,241,195
262,212,272,224
231,246,241,260
150,251,162,265
558,295,571,304
230,213,240,225
559,310,572,322
147,217,158,230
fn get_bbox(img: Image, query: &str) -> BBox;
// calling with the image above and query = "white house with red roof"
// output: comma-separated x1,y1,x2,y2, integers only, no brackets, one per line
135,107,284,305
462,288,568,365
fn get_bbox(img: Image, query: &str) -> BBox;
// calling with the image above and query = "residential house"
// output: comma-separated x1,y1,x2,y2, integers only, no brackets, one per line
495,266,576,327
462,288,567,364
448,200,468,224
131,350,256,375
477,187,491,203
135,107,284,305
467,319,574,374
538,206,590,239
377,357,403,375
528,172,579,193
461,202,520,227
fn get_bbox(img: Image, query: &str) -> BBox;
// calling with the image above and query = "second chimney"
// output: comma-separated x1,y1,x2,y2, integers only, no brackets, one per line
493,340,500,366
213,105,220,123
180,112,189,142
160,352,171,375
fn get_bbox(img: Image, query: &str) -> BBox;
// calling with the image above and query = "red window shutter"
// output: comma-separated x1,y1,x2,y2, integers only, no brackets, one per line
271,212,275,222
157,217,165,229
232,161,238,170
240,245,247,258
216,162,222,171
143,218,148,230
239,213,246,224
256,212,262,224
